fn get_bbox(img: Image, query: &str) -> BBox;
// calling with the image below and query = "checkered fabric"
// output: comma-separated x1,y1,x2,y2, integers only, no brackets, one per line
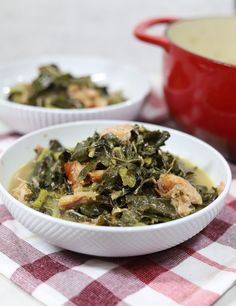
0,128,236,306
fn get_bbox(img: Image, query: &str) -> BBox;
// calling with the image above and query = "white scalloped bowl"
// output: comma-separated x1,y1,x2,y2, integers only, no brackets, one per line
0,56,150,133
0,120,232,257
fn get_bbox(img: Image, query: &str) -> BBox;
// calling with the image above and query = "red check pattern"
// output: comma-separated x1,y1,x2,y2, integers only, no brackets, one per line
0,121,236,306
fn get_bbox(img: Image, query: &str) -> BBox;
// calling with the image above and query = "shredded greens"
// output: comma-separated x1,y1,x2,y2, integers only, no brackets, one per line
8,64,125,109
12,124,220,226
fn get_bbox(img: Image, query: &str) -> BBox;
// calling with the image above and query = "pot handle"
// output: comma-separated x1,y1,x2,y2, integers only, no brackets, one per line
134,17,179,52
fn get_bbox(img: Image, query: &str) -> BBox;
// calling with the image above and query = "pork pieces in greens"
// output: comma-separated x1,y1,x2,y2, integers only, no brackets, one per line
8,64,125,109
12,124,219,226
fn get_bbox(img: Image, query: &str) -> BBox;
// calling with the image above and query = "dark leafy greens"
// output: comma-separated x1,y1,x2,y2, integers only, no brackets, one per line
8,64,125,109
12,124,220,226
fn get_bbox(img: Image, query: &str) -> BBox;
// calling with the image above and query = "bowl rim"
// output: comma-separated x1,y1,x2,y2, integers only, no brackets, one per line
0,119,232,232
0,55,151,113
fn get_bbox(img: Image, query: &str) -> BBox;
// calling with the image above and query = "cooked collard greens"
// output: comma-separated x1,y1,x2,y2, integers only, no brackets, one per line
7,64,125,109
11,124,221,226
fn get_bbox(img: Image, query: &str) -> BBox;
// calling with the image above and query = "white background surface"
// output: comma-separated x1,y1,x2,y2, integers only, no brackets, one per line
0,0,234,74
0,0,235,305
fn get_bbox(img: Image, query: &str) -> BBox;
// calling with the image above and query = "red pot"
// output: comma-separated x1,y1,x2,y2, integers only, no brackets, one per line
134,16,236,161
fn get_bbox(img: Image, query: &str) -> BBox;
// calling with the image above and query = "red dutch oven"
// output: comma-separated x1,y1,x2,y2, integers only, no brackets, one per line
134,16,236,161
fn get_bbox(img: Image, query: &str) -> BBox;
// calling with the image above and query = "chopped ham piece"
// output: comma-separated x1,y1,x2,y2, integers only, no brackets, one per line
12,182,31,203
100,124,133,142
88,170,104,183
58,191,97,209
64,160,84,189
156,174,202,217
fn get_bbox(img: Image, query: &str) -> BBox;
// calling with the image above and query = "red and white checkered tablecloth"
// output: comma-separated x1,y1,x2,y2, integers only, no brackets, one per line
0,105,236,306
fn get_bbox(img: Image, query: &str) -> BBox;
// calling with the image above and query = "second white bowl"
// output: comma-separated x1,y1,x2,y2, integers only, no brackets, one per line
0,56,150,133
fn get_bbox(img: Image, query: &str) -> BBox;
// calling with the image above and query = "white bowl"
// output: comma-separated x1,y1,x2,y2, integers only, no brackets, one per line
0,120,231,257
0,56,150,133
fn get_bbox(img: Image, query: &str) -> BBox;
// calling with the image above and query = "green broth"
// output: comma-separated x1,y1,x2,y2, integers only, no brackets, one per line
9,160,35,191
